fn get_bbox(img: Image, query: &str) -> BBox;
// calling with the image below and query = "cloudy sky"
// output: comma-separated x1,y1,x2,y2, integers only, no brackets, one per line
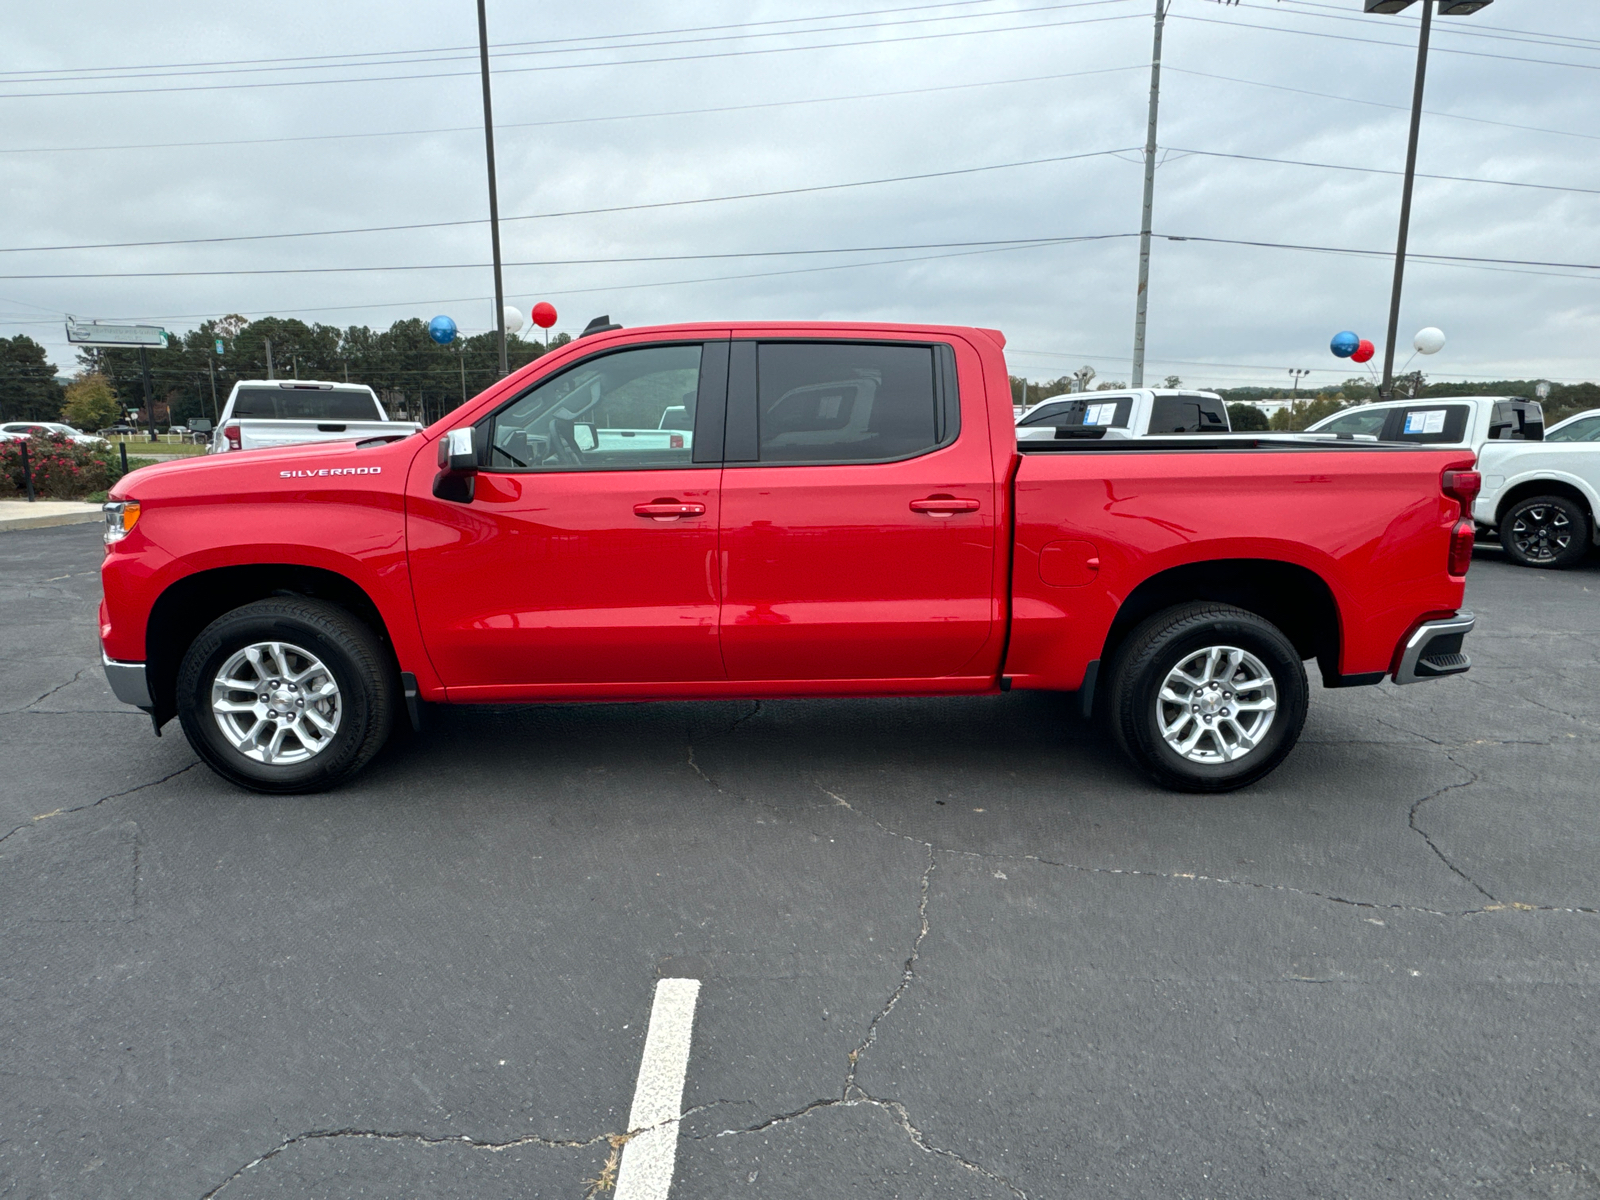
3,0,1597,392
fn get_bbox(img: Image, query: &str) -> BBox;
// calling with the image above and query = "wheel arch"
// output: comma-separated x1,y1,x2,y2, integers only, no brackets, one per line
1100,558,1343,685
146,564,397,729
1494,476,1597,534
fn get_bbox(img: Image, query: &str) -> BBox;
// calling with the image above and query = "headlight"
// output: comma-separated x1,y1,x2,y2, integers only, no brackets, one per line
103,500,140,544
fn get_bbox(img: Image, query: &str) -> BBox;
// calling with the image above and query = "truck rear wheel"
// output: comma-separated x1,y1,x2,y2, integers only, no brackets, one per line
176,598,397,793
1499,495,1589,569
1107,603,1308,792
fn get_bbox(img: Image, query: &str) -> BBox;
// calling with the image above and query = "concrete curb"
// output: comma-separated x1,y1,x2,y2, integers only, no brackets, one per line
0,504,103,533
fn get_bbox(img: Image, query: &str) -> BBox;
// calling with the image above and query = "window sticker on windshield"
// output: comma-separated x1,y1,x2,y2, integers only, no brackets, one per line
1404,409,1447,434
1084,403,1116,426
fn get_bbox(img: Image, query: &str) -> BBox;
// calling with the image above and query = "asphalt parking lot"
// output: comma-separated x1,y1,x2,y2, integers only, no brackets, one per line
3,524,1598,1200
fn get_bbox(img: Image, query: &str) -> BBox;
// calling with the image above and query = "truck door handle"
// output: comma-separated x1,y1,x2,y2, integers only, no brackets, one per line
910,496,980,515
634,500,706,521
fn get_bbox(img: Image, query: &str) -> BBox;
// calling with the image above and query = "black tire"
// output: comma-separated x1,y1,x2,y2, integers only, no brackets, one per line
176,598,397,793
1499,495,1590,569
1107,603,1308,793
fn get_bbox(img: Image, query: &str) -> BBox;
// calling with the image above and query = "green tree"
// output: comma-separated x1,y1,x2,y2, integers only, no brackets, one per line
0,335,64,422
1162,375,1183,389
1268,396,1346,431
1226,402,1269,431
62,374,121,431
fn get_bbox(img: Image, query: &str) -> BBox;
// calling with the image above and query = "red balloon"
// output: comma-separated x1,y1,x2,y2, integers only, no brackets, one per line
1351,338,1375,364
530,301,557,329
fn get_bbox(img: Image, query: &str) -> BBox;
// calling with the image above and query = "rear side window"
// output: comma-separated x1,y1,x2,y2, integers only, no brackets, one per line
1548,414,1600,443
1489,400,1544,441
1019,397,1132,429
232,387,379,421
1150,394,1229,434
1381,405,1469,444
752,342,952,464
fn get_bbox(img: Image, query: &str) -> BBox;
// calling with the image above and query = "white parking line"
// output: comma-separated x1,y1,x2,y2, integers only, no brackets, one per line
614,977,701,1200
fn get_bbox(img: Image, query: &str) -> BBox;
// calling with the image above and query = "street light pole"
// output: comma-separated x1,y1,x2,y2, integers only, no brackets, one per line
1130,0,1169,389
1379,0,1433,399
476,0,509,380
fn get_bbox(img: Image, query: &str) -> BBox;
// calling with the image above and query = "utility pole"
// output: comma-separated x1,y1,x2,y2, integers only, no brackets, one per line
265,338,275,380
477,0,509,380
459,346,468,403
1130,0,1169,389
208,356,219,422
139,347,157,442
1380,0,1432,398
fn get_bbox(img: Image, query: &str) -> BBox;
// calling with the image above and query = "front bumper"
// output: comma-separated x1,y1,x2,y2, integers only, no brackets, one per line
102,651,152,710
1394,611,1475,685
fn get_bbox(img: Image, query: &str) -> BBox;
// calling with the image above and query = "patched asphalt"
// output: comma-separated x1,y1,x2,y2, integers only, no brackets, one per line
2,523,1597,1199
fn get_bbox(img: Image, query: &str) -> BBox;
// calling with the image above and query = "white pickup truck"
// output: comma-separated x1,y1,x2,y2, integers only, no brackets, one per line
210,380,421,455
1307,395,1599,568
1015,388,1231,441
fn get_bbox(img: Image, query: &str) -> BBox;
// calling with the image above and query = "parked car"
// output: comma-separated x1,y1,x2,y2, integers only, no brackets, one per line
101,321,1478,795
1545,409,1600,443
0,421,109,447
1016,388,1230,440
210,379,421,454
101,424,140,437
1307,396,1598,568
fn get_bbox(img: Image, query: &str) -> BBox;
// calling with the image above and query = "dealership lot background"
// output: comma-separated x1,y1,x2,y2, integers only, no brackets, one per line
2,523,1596,1198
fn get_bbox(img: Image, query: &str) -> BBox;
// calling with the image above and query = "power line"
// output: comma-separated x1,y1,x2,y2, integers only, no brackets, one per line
1163,146,1600,198
1156,232,1600,273
0,9,1147,101
0,64,1144,156
0,0,1015,77
1172,11,1600,74
0,235,1139,281
1163,66,1600,144
0,1,1132,87
1267,0,1600,55
0,147,1141,254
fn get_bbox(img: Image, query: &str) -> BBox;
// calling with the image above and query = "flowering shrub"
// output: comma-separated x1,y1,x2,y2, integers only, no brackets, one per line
0,431,121,500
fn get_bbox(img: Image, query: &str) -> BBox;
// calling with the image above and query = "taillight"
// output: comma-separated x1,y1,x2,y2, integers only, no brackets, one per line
223,424,241,451
1442,468,1481,514
1449,519,1474,576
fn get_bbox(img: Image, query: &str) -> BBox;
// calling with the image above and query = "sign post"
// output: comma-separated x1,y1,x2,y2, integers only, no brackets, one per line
64,318,170,443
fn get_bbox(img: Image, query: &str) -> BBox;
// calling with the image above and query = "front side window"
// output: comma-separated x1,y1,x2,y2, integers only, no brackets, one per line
488,343,702,471
1548,414,1600,443
756,342,943,464
1317,409,1389,437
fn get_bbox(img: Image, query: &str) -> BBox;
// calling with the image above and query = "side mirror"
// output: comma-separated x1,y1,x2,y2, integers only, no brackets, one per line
437,426,477,472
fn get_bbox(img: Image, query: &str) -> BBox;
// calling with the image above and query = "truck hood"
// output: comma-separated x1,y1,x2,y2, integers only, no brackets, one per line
109,432,421,501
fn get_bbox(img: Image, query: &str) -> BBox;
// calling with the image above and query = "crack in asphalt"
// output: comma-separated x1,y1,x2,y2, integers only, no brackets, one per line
197,1102,735,1199
845,842,934,1097
0,762,200,847
707,1094,1028,1198
1408,755,1499,903
1,665,90,715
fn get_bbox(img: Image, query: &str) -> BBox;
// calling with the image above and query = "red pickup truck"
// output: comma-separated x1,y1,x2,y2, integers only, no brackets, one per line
99,321,1480,794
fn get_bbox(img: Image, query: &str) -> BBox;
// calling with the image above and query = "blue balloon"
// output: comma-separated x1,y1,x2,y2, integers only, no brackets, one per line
1330,330,1360,358
428,315,458,345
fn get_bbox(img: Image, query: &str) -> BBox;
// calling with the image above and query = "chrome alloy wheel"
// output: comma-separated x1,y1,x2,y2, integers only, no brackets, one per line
1508,504,1572,563
1156,645,1278,764
211,641,342,765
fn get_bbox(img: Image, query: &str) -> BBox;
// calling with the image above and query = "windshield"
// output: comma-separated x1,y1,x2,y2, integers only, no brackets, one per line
1547,414,1600,443
231,387,380,421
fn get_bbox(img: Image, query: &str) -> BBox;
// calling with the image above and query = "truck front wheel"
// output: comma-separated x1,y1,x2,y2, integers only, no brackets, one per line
175,598,397,793
1107,603,1308,792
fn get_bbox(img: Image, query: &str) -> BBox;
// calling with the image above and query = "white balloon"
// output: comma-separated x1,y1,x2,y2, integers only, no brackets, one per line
1413,326,1446,355
503,305,525,334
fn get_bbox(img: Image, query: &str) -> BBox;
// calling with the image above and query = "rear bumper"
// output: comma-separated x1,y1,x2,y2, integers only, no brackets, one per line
102,651,152,710
1394,611,1475,685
